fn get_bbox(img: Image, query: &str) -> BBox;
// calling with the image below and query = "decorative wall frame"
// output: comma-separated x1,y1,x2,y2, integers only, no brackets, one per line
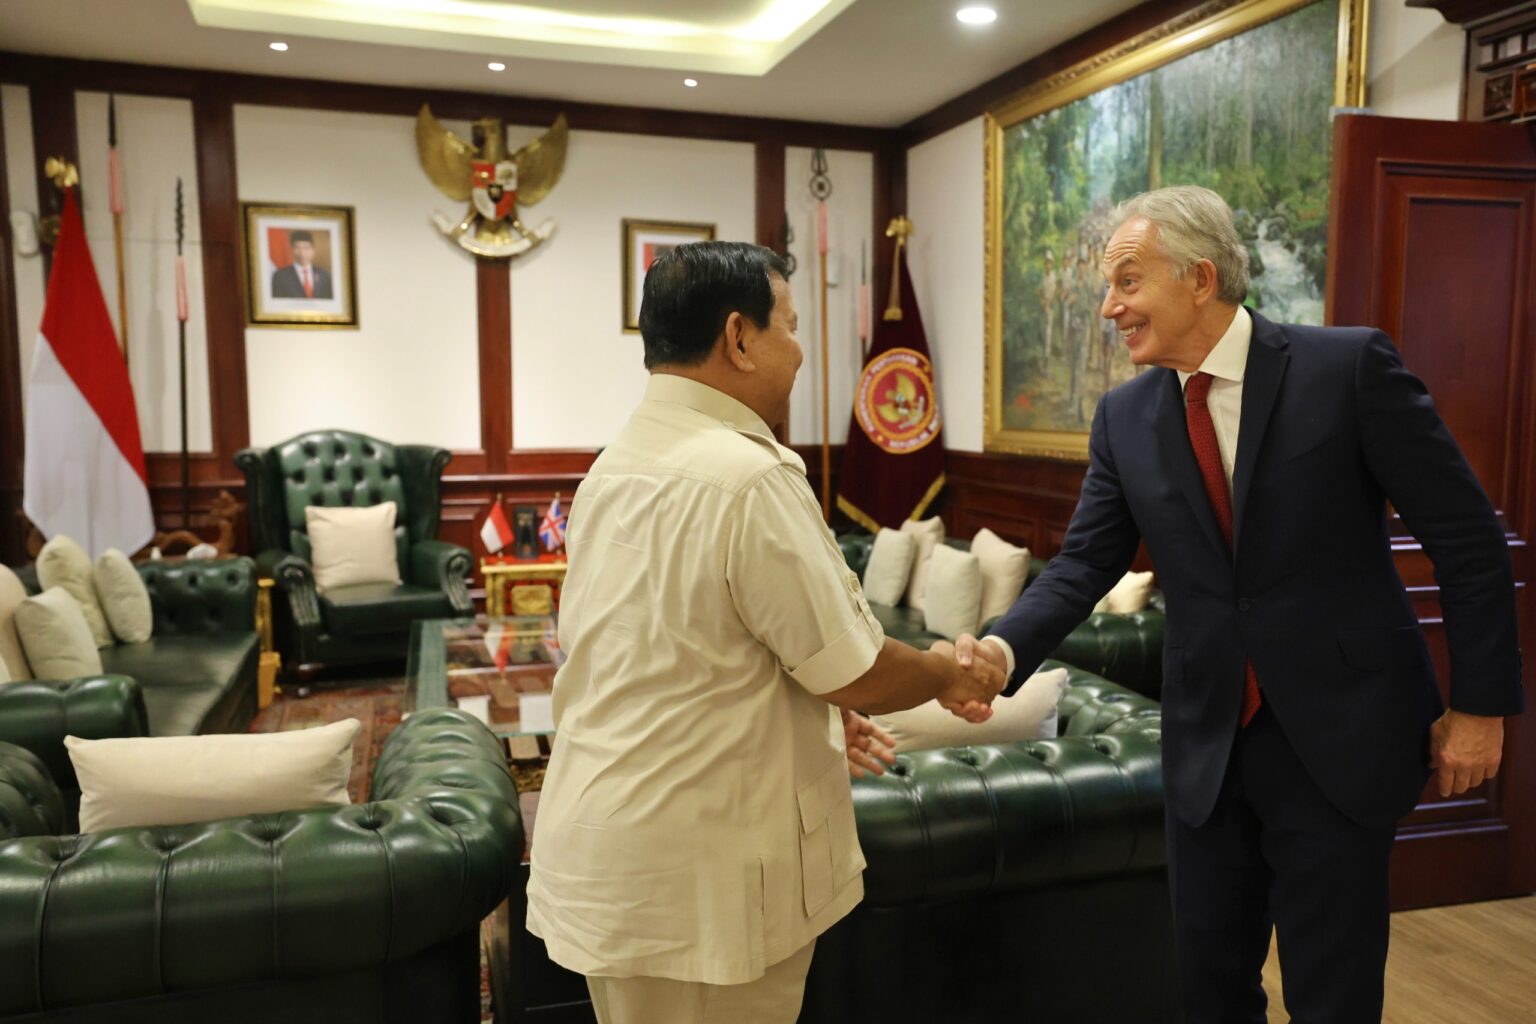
243,202,358,328
621,218,716,333
984,0,1368,459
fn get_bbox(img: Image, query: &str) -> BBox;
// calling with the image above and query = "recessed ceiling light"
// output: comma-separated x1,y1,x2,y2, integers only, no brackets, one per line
488,61,506,71
269,41,288,51
956,6,997,25
683,78,699,88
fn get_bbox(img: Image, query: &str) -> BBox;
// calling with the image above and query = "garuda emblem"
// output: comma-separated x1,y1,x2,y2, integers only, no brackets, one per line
415,104,568,259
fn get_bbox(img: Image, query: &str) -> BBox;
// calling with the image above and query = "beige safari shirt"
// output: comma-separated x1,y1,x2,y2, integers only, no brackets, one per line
526,373,883,985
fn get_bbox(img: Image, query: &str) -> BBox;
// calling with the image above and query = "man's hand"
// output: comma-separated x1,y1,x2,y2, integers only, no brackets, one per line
928,634,1007,722
1429,709,1505,797
842,708,897,778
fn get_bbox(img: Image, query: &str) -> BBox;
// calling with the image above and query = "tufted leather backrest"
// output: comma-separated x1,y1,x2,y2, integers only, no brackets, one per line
270,431,410,568
0,742,65,841
136,557,257,636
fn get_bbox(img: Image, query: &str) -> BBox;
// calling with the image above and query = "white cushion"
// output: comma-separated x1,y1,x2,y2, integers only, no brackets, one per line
15,587,104,679
37,535,113,648
900,516,946,611
971,528,1030,622
0,564,33,681
921,543,983,642
68,718,360,834
306,502,402,594
94,549,153,644
0,651,9,684
862,529,917,606
1093,570,1155,614
873,666,1070,754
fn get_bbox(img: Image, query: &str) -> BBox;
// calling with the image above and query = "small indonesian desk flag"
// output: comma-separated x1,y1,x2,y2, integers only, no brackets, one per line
480,499,514,555
23,189,153,557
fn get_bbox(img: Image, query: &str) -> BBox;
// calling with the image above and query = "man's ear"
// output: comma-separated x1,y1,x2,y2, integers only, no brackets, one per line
1190,259,1220,305
723,311,755,372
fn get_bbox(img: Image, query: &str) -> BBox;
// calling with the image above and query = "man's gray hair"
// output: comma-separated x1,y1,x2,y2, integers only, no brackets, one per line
1109,186,1250,305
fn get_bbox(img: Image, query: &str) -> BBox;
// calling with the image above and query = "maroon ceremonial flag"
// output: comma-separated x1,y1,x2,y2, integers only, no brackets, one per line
835,244,944,532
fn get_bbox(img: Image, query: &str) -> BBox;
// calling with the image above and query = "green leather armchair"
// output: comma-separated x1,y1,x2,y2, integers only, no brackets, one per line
236,430,474,676
836,532,1168,698
0,707,523,1023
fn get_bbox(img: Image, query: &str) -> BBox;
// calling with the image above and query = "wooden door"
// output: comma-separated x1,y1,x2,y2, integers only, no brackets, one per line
1327,113,1536,909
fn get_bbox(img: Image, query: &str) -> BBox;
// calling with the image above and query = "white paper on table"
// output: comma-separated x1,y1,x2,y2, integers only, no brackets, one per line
520,693,555,733
457,694,492,725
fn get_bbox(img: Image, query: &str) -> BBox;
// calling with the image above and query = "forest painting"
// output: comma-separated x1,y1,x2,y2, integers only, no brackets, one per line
986,0,1354,458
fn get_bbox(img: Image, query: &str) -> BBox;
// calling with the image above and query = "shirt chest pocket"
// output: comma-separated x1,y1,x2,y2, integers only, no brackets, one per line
796,756,861,916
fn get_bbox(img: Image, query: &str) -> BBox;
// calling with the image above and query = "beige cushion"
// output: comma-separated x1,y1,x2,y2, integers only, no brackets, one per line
306,502,402,594
862,529,917,606
1093,570,1155,614
0,564,33,681
0,651,10,684
38,535,113,648
921,543,983,642
873,666,1070,754
15,587,104,679
94,549,153,644
900,516,946,610
68,718,360,834
971,528,1030,622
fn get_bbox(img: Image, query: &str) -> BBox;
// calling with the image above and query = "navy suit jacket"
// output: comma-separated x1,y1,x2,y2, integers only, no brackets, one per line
271,263,333,299
991,310,1523,829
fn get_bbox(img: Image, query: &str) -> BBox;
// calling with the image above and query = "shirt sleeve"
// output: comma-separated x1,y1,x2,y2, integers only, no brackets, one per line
726,465,885,696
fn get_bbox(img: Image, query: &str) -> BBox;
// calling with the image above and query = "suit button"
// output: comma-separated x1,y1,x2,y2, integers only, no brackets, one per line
1237,598,1252,612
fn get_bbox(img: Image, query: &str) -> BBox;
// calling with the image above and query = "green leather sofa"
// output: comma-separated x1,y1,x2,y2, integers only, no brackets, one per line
837,533,1167,698
0,707,523,1022
236,430,474,677
3,557,260,747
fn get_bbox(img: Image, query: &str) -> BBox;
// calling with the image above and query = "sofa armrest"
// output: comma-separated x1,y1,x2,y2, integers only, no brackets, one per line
137,556,258,636
0,677,149,791
851,727,1165,909
0,708,522,1019
0,742,65,841
408,540,474,616
255,548,322,666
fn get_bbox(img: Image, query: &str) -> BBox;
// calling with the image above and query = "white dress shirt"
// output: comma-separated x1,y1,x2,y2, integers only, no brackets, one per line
984,307,1252,680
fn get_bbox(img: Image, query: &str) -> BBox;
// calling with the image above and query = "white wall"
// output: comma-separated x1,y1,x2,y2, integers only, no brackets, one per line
508,129,753,450
785,146,873,447
3,85,45,420
76,92,212,453
907,117,985,453
237,104,482,450
1369,0,1464,121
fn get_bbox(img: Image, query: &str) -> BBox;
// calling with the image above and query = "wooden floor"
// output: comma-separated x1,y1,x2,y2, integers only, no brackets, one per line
1262,896,1536,1023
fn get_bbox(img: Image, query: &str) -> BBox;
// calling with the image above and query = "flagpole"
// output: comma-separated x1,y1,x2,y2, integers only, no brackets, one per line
175,178,190,529
109,96,129,370
884,216,913,321
817,199,831,522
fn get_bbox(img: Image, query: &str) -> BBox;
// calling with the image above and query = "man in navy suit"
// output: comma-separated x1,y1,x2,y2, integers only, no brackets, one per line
959,186,1522,1022
271,229,333,299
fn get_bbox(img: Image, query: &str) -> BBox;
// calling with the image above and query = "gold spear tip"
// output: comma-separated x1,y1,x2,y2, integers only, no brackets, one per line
44,157,79,190
884,215,913,240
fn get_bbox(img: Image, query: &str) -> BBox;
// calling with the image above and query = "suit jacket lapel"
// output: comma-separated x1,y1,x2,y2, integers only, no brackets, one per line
1231,310,1291,559
1153,367,1229,560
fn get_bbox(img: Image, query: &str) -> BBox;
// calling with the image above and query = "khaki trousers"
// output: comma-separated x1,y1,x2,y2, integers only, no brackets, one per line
586,940,816,1024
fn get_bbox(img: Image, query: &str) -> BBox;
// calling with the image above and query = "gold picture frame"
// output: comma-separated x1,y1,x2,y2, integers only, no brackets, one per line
621,218,716,333
983,0,1368,460
242,202,359,328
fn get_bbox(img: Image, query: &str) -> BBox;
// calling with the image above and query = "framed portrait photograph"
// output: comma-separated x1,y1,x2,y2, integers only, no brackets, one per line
983,0,1367,459
242,203,358,328
621,219,716,333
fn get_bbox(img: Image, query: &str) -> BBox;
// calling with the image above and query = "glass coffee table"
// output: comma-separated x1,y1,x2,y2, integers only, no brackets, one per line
406,615,564,737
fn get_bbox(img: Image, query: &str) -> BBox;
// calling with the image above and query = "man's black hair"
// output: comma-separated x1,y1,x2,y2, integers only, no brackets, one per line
638,241,789,370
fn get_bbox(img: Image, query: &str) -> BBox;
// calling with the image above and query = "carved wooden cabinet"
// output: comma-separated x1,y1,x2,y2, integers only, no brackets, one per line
1411,0,1536,120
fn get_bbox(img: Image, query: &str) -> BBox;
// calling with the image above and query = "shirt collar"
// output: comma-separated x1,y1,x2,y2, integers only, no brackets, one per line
1178,306,1252,389
643,373,775,440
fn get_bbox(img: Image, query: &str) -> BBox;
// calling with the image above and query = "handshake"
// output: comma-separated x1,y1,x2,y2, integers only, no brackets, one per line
928,634,1009,723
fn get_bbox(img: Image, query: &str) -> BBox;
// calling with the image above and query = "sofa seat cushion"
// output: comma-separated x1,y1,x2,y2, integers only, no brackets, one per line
320,583,455,637
99,632,259,736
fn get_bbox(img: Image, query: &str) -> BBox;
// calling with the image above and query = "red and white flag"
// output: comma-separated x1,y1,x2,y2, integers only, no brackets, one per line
480,499,514,554
23,189,153,557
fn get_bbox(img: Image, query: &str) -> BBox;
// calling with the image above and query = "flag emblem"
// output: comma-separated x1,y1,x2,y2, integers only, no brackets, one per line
854,347,941,454
539,496,566,552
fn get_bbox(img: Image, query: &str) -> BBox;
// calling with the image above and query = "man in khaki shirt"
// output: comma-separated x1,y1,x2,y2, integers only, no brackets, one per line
527,241,1004,1024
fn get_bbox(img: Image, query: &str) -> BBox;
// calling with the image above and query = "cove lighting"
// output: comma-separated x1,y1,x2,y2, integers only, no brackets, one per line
683,78,698,88
956,7,997,25
488,61,506,70
269,41,289,51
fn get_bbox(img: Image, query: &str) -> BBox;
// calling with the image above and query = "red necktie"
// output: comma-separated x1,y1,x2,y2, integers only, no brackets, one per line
302,266,313,298
1185,372,1263,728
